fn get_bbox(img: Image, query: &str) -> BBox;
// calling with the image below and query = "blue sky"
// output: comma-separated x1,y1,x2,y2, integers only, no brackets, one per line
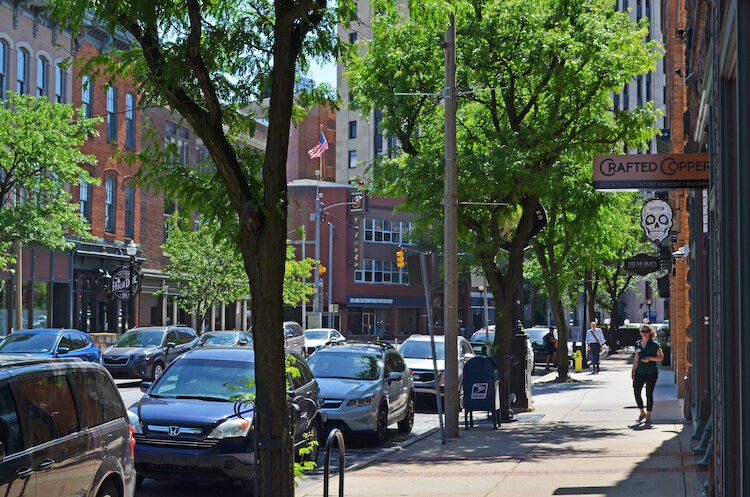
308,59,337,88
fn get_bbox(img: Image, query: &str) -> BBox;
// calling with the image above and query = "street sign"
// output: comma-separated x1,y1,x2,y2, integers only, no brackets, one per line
624,253,661,276
593,153,709,190
640,199,674,243
111,267,141,300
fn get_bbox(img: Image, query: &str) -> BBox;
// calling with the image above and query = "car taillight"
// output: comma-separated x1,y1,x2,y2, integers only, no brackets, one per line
129,424,136,458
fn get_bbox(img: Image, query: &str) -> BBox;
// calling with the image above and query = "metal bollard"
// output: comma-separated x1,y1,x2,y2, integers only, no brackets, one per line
323,428,345,497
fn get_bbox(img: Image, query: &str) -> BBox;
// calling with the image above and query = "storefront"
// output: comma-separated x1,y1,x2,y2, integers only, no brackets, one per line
343,295,425,339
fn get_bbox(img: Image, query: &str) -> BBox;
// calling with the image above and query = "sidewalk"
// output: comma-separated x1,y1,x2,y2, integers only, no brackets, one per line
298,351,707,497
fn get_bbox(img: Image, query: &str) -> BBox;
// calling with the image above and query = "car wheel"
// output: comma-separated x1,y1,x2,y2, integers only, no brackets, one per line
97,481,121,497
151,361,165,381
239,479,255,497
372,404,388,445
397,395,415,433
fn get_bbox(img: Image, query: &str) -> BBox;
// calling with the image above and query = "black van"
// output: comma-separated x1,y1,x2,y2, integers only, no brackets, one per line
0,356,135,497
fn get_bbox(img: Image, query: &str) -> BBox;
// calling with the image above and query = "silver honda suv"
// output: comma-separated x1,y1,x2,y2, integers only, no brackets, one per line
306,342,415,445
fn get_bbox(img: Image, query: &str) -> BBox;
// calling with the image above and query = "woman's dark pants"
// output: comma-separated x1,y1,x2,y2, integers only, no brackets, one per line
634,373,658,411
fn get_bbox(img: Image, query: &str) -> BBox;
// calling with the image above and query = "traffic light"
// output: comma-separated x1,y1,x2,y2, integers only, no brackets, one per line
396,248,405,268
319,263,326,275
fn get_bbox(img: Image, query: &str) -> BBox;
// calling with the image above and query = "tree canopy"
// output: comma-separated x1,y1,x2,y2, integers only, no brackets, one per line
0,93,100,270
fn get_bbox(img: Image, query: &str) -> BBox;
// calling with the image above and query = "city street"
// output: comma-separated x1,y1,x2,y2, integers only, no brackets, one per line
116,380,441,497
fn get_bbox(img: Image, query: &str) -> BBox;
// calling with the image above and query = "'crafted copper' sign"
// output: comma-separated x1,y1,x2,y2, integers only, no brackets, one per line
593,153,709,190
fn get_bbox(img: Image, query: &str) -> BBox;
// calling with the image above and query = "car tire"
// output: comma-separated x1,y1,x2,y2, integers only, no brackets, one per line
151,361,165,381
397,395,415,433
97,481,121,497
239,479,255,497
372,404,388,445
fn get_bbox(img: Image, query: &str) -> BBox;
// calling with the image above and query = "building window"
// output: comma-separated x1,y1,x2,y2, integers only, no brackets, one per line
125,182,135,239
105,177,116,233
79,180,91,222
163,199,176,242
623,83,629,110
349,120,357,139
125,92,136,149
355,259,409,285
348,92,354,105
54,63,66,103
348,150,357,169
166,121,190,164
16,48,28,95
613,93,620,111
106,86,118,141
646,72,652,103
0,41,7,100
363,218,413,245
195,138,209,166
349,32,358,43
36,57,48,97
636,75,643,107
374,110,383,155
81,75,92,118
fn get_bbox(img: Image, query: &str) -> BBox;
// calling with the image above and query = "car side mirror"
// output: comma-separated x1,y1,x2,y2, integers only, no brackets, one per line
140,381,152,393
284,330,295,339
387,371,402,383
166,342,176,350
238,339,249,346
56,346,70,355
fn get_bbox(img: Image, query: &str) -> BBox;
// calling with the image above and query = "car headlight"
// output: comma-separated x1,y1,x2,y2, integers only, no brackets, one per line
127,410,143,435
207,417,253,439
347,394,375,407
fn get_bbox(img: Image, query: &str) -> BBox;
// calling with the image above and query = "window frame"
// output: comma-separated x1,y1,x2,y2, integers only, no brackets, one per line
106,86,118,142
124,182,135,239
0,41,8,100
54,63,66,103
36,56,48,97
79,179,92,223
16,48,28,95
81,75,93,118
348,120,357,139
125,92,136,149
348,150,357,169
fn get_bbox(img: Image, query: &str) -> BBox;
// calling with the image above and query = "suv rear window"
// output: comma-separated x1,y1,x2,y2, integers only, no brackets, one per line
0,385,22,456
17,376,79,445
70,372,125,428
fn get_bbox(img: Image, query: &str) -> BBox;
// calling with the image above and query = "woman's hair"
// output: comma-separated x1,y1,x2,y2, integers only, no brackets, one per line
640,326,655,339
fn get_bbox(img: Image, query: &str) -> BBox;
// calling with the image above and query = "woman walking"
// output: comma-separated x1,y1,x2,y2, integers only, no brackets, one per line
632,325,664,425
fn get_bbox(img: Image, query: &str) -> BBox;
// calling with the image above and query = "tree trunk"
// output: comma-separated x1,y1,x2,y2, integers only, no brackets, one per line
549,296,569,379
584,269,596,326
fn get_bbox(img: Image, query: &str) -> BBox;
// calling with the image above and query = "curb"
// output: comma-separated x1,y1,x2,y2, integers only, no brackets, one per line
345,427,440,473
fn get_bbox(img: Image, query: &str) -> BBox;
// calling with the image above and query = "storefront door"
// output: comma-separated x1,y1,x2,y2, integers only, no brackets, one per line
362,311,375,335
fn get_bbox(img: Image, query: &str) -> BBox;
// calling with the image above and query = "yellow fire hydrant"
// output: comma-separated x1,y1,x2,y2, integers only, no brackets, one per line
573,350,583,373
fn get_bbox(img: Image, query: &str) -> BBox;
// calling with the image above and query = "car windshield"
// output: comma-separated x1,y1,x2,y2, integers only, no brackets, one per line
470,331,495,342
149,359,255,401
304,331,330,340
200,333,238,346
0,333,57,353
307,351,382,380
525,329,549,342
114,330,163,347
399,340,445,360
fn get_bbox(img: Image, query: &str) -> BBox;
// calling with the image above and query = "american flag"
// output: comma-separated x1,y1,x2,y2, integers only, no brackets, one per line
308,132,329,159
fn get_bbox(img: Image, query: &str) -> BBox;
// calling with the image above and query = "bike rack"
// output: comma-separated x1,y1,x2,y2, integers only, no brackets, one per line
323,428,345,497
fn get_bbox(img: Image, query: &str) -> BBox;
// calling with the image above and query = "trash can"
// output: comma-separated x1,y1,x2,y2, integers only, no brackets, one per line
463,356,501,429
509,330,533,410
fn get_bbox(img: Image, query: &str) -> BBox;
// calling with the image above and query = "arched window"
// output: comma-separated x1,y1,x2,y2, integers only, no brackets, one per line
106,86,118,141
36,56,48,97
54,63,65,103
125,182,135,238
104,176,116,233
79,180,92,222
81,75,92,117
0,41,8,100
16,48,28,95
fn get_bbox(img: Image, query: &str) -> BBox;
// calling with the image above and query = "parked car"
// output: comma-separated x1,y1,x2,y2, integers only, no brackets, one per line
102,325,198,380
304,328,346,355
398,334,474,406
282,321,306,356
470,326,495,344
0,355,135,497
0,328,101,362
198,330,252,347
306,342,414,445
129,347,321,493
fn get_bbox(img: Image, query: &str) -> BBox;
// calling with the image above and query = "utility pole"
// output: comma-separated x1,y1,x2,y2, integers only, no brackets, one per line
14,239,22,332
313,188,322,319
443,13,459,438
328,222,334,328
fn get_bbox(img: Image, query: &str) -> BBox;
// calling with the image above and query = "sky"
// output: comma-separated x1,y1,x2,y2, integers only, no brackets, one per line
308,59,337,88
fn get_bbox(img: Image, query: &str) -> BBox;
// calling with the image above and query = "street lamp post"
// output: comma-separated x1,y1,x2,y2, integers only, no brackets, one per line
126,240,138,330
645,298,653,323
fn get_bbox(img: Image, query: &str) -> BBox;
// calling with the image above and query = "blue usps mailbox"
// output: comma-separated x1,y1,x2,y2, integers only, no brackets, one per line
463,355,501,429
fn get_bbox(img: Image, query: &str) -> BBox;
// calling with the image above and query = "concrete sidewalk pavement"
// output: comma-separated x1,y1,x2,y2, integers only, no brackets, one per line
297,351,707,497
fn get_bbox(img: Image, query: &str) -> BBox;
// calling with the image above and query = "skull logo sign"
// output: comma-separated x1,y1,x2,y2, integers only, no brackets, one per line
640,199,673,243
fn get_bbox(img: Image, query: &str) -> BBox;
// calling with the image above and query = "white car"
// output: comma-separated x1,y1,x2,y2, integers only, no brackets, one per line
304,328,346,356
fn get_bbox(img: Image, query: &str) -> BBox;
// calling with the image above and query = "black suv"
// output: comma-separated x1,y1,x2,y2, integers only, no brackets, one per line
102,325,199,380
0,356,135,497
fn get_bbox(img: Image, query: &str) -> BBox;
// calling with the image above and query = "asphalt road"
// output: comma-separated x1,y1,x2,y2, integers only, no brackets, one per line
116,380,442,497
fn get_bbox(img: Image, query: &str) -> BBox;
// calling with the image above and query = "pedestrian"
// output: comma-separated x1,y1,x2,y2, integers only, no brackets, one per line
585,321,606,374
632,324,664,425
543,327,557,371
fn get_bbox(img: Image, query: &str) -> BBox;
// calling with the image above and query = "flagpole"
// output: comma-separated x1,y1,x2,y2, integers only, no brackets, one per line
312,126,323,327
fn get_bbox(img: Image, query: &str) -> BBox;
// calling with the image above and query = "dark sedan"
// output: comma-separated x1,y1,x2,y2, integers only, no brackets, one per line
129,347,321,494
0,328,100,362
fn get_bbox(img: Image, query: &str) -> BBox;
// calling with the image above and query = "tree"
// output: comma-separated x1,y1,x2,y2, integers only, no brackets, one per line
162,219,249,331
348,0,659,410
0,93,100,270
50,1,353,494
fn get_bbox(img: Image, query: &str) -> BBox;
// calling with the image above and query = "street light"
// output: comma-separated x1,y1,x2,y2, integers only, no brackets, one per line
126,240,137,330
645,298,653,324
477,280,490,345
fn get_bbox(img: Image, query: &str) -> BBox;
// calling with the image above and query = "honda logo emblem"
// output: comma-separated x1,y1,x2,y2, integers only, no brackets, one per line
168,426,180,436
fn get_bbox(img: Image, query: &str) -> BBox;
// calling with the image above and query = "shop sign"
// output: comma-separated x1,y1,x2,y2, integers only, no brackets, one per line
624,253,661,276
111,267,141,300
348,190,368,214
640,199,673,243
593,153,709,190
352,216,364,268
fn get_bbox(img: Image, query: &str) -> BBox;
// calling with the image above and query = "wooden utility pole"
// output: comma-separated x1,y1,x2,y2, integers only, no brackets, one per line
443,13,459,438
14,239,22,332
